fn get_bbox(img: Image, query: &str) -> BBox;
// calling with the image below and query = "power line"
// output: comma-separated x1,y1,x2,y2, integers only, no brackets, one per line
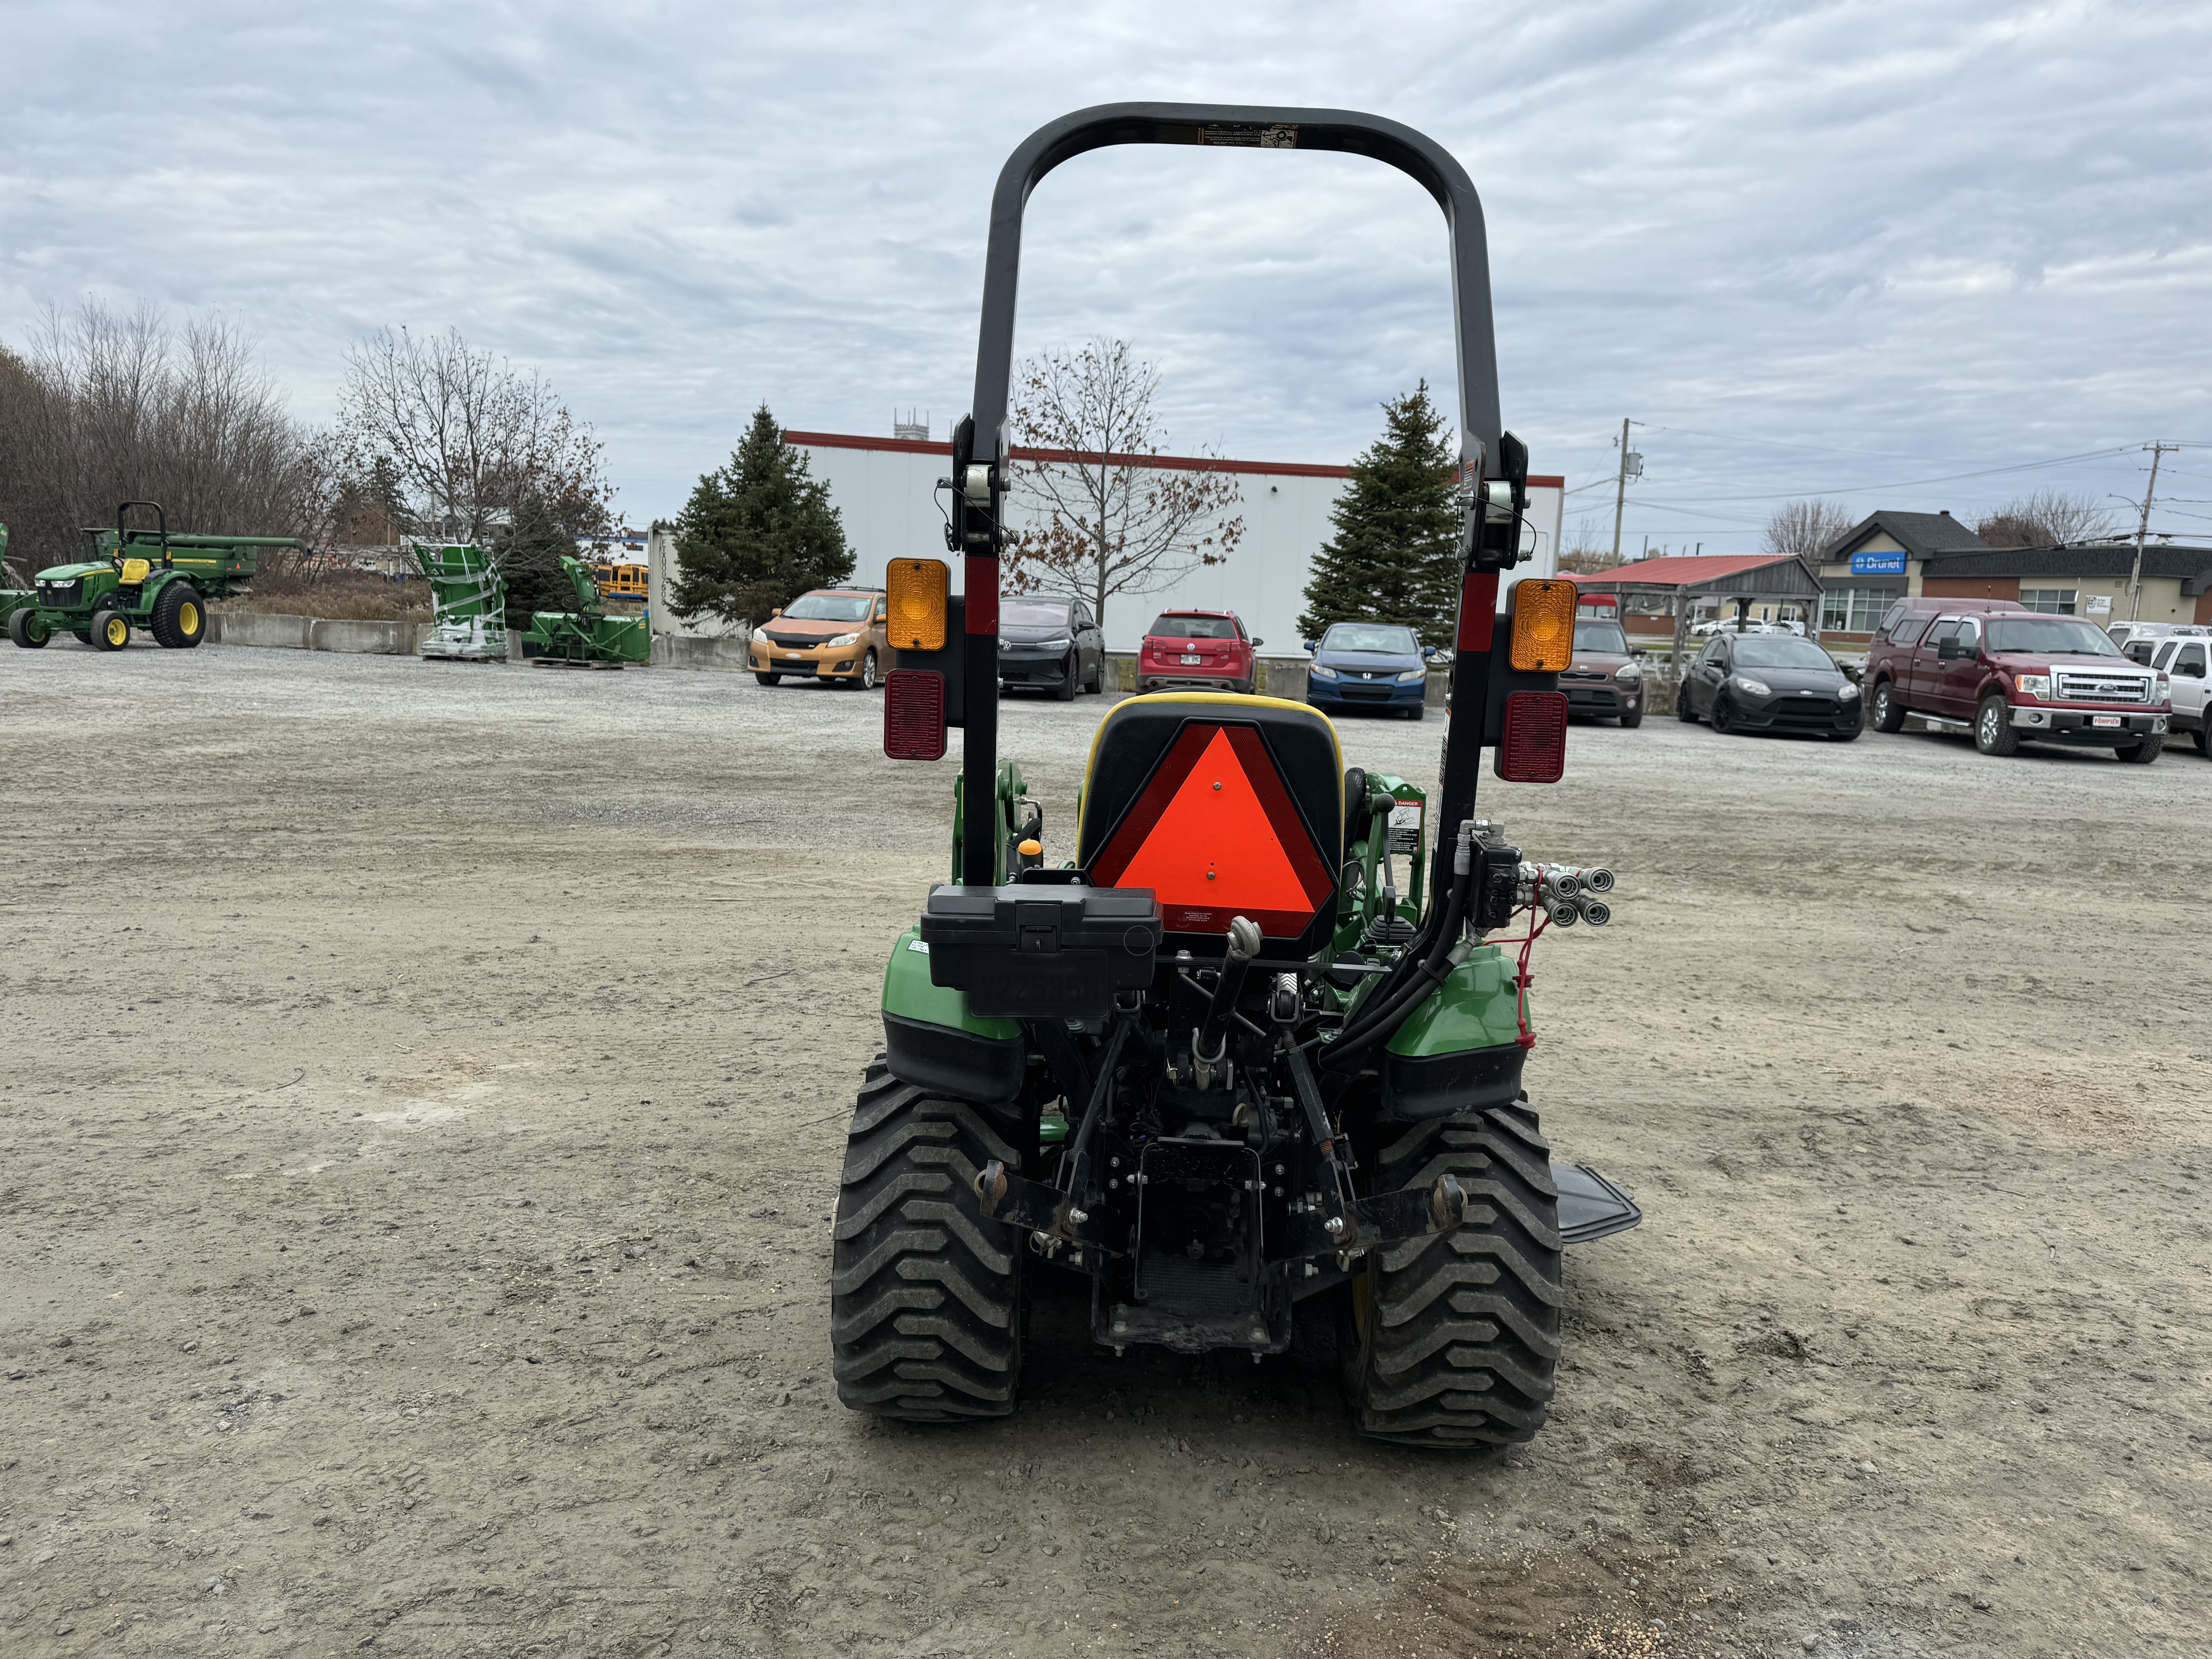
1603,446,2133,507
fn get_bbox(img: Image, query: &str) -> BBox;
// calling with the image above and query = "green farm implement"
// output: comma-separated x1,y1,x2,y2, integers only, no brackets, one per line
414,542,511,662
7,502,306,653
835,104,1641,1448
520,555,648,668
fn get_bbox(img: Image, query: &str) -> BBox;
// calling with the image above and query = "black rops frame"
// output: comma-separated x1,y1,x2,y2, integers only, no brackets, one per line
114,501,173,570
948,102,1528,923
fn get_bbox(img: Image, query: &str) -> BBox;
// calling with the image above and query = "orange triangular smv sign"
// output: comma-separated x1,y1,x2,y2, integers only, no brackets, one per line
1114,728,1312,915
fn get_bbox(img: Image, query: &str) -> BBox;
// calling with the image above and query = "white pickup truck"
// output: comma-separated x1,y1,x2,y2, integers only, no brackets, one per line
2145,631,2212,755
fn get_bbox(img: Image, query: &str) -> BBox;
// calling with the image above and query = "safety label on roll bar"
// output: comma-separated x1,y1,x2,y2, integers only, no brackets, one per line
1201,124,1298,148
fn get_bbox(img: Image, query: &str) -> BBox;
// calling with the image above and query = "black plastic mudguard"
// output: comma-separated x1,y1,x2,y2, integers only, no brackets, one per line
1380,1039,1527,1120
881,1012,1027,1104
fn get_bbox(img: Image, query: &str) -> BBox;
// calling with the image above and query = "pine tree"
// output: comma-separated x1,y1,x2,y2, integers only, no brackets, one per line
670,405,853,625
1297,382,1461,649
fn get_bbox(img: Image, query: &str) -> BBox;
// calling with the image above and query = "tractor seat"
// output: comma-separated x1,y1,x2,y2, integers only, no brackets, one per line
1077,692,1343,958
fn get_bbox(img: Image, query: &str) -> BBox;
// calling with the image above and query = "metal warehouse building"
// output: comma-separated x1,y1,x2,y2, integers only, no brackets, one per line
649,427,1564,654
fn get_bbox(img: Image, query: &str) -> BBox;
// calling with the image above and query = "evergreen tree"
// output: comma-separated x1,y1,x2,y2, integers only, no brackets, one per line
1297,382,1461,649
670,405,853,625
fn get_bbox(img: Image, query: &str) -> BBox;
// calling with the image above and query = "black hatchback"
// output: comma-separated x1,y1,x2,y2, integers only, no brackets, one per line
1678,630,1862,740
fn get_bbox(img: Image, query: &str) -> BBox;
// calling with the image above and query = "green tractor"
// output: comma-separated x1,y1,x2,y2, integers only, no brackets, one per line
836,103,1640,1448
7,501,307,653
519,554,649,667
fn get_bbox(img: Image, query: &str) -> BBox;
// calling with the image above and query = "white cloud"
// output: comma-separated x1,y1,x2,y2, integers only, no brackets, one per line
3,0,2207,548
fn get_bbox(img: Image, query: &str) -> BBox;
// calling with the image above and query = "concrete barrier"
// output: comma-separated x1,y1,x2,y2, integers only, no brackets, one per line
309,618,414,655
209,612,312,650
651,634,756,672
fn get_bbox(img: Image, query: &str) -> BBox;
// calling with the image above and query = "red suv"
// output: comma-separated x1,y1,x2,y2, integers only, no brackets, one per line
1864,598,2171,761
1137,610,1259,696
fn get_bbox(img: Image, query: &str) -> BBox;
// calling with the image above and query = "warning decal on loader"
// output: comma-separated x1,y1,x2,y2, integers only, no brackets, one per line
1090,723,1333,939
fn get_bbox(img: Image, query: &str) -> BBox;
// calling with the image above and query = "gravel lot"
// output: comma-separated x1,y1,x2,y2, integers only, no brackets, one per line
3,641,2208,1659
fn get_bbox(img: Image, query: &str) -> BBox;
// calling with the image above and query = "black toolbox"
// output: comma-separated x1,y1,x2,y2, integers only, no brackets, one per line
919,884,1162,1019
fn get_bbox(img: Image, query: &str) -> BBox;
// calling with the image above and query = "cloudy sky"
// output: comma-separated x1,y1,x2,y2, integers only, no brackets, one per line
6,0,2210,550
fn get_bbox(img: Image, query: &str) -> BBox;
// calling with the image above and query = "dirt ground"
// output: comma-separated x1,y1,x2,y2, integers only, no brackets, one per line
3,642,2207,1659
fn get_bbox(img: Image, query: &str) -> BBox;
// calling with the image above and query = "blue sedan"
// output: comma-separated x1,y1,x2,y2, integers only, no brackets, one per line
1302,622,1435,720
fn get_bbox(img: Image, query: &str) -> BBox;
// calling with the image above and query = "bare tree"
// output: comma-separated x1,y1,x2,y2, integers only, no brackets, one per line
1002,338,1243,632
0,302,332,576
335,327,611,548
1762,498,1855,562
1557,512,1626,574
1975,490,2116,548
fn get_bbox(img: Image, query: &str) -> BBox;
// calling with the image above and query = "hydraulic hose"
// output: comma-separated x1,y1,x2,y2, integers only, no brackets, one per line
1317,821,1479,1072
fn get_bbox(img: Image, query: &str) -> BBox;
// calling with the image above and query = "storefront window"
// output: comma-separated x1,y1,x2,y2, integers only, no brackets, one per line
2019,588,2077,614
1820,587,1902,633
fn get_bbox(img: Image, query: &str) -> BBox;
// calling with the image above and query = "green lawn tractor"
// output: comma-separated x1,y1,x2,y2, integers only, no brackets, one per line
7,501,306,653
520,555,648,667
837,104,1641,1449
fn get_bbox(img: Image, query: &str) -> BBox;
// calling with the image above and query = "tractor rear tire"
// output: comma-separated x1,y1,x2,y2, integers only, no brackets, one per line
755,672,781,687
831,1057,1025,1422
91,609,131,651
151,582,207,649
8,608,48,649
1345,1100,1563,1448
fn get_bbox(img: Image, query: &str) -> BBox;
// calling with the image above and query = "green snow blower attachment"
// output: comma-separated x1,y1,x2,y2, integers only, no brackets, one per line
520,554,648,668
414,542,510,662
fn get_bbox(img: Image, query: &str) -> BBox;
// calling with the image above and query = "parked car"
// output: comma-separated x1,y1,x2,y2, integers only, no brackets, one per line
749,587,889,688
1301,621,1432,720
1863,598,2170,761
998,594,1105,700
2145,631,2212,755
1558,617,1644,727
1137,610,1259,695
1678,630,1862,739
1691,616,1772,637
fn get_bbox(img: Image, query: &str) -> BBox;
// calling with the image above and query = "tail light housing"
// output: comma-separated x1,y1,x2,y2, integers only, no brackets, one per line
884,670,947,760
1494,690,1568,782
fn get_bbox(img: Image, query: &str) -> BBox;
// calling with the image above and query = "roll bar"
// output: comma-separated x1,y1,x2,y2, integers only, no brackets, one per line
948,103,1528,909
115,501,171,570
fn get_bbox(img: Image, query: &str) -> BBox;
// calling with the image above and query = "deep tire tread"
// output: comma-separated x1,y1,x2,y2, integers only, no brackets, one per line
1351,1101,1564,1448
831,1056,1022,1423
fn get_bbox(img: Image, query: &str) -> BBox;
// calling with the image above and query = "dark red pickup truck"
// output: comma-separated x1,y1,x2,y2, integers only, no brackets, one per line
1863,598,2171,761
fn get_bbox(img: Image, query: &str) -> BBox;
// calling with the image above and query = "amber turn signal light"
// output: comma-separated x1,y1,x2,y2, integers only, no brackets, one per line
883,670,947,761
887,558,949,652
1494,690,1568,783
1507,578,1577,672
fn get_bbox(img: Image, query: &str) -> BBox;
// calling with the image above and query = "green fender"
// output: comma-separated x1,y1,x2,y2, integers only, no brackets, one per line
879,928,1026,1104
1386,943,1523,1057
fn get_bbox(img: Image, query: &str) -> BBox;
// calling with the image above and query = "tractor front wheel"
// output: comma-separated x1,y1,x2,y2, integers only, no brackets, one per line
831,1057,1025,1422
151,582,207,649
91,610,131,652
1344,1101,1563,1447
8,608,49,649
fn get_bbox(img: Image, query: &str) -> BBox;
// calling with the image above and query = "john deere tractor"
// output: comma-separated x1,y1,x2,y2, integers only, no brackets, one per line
834,104,1640,1448
7,501,306,653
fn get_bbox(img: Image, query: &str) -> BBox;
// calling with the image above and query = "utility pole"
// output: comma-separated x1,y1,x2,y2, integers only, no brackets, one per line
2127,442,2177,622
1610,419,1641,563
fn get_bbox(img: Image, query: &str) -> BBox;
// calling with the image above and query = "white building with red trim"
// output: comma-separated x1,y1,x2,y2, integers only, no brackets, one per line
773,429,1563,654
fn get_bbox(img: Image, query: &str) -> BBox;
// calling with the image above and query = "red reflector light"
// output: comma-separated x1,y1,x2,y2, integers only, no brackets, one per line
1494,690,1568,782
884,670,946,760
